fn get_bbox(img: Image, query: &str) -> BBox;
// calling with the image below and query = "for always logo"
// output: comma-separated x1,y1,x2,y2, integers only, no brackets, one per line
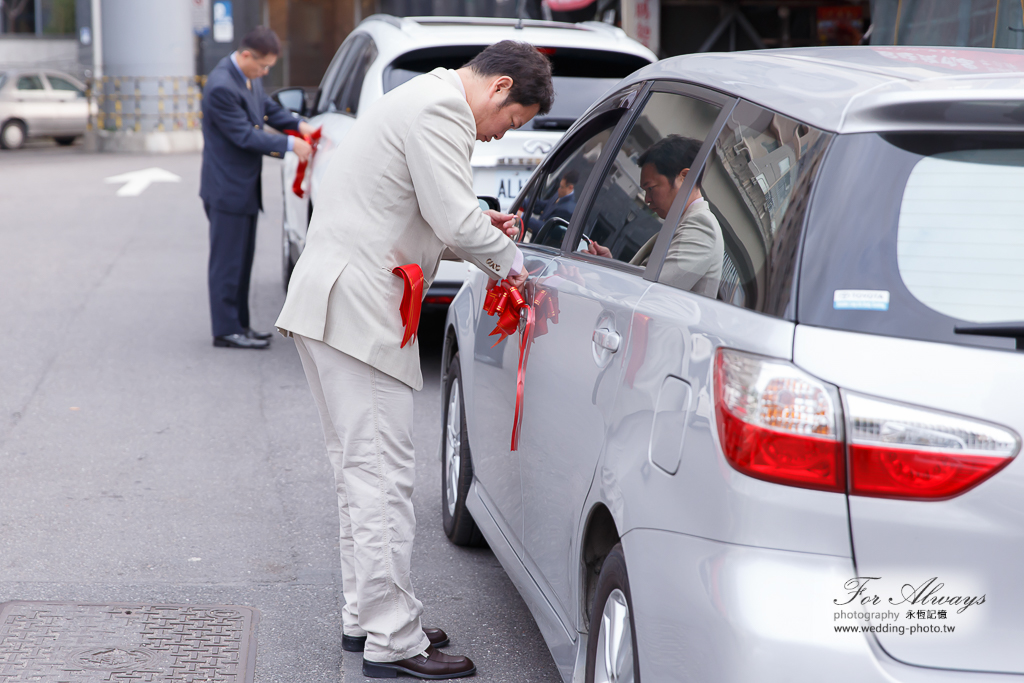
523,139,553,155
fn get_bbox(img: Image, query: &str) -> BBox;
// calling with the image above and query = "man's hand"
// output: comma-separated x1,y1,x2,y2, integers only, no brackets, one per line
586,239,612,259
293,137,313,162
484,209,520,239
507,268,528,291
298,121,317,136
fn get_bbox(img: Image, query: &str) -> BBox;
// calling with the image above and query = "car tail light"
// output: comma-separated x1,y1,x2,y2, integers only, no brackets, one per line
714,349,845,493
424,295,454,305
846,393,1019,499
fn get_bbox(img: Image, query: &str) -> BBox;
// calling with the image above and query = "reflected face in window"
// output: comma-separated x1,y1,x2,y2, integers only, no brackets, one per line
640,163,685,220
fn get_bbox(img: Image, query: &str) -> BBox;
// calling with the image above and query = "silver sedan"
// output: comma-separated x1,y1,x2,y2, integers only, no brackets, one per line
441,46,1024,683
0,69,89,149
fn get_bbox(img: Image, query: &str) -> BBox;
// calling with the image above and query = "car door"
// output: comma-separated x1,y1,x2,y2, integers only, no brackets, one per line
13,73,52,135
517,85,728,628
468,93,639,555
43,74,88,135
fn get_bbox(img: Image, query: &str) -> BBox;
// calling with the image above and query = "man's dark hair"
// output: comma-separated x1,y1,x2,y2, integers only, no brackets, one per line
638,135,703,180
563,169,579,186
464,41,554,116
240,27,281,56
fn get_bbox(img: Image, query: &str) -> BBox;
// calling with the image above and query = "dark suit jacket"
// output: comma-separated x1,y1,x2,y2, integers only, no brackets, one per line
200,55,299,215
527,191,577,232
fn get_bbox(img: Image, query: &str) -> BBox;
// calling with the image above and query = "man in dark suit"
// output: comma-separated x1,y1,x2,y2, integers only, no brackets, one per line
200,26,313,349
526,168,578,234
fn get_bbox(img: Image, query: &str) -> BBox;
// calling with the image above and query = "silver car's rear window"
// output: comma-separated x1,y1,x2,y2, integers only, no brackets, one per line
0,73,7,90
798,132,1024,352
383,46,651,130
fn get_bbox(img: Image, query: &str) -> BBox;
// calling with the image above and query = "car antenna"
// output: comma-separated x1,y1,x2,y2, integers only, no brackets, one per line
516,0,525,29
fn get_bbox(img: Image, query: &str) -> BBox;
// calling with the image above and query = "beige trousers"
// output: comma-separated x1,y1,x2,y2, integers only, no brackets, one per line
294,334,430,662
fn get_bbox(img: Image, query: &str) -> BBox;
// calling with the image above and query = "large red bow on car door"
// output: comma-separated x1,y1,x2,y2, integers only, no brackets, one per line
482,280,559,451
393,264,424,348
284,127,322,199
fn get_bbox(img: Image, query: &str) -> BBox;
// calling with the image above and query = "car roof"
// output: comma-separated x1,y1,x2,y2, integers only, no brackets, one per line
357,14,657,63
624,46,1024,134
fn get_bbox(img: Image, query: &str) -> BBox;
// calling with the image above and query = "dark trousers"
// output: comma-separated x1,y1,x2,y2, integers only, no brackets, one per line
206,204,258,338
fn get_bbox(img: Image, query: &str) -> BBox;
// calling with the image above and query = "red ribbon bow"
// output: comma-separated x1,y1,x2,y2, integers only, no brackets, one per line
284,127,322,199
481,280,559,451
393,264,424,348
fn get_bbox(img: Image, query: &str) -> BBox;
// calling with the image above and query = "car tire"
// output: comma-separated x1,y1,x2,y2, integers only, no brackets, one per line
586,543,641,683
441,352,485,547
54,136,77,146
1,120,26,150
282,224,294,293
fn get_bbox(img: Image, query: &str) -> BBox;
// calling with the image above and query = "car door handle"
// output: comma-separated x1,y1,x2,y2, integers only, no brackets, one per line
592,327,621,352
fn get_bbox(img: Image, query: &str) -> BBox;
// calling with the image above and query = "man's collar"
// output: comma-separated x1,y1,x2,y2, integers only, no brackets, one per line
229,52,247,84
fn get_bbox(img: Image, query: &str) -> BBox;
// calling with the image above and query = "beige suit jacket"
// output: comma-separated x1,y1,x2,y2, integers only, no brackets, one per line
275,68,518,390
630,200,724,298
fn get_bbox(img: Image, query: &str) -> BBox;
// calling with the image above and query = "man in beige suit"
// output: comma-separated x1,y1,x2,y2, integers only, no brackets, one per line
275,41,553,679
589,135,724,298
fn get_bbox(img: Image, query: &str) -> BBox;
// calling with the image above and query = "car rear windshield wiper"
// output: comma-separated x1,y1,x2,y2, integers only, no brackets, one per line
532,117,576,131
954,322,1024,349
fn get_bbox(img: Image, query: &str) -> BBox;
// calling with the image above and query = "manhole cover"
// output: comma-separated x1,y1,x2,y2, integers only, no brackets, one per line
0,601,260,682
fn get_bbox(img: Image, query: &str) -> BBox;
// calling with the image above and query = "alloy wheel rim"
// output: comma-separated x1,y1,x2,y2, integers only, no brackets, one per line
594,588,634,683
445,377,462,518
3,125,24,148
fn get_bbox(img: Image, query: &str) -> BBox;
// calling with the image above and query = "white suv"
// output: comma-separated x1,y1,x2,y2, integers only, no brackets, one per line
274,15,654,302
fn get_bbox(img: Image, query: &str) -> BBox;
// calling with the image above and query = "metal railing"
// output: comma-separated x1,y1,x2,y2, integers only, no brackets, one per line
86,75,208,134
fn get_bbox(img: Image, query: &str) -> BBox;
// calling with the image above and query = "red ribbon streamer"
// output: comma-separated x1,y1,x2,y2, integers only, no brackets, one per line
481,281,560,451
393,264,424,348
284,127,322,199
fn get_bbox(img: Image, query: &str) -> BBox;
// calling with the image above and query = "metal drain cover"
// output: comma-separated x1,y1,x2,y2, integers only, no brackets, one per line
0,601,260,682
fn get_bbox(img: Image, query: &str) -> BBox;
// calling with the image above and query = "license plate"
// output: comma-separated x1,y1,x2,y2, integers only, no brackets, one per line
475,168,533,212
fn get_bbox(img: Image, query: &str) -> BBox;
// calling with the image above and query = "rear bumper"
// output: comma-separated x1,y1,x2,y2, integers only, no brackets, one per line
622,529,1022,682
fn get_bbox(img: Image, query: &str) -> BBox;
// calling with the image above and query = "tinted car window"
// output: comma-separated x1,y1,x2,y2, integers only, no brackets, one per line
384,46,650,131
333,37,377,115
683,100,830,312
315,38,356,115
0,73,7,90
578,91,721,266
17,75,44,90
47,75,82,94
799,132,1024,351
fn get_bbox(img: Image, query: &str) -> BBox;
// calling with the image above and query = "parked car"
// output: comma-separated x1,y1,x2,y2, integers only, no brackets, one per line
272,14,655,299
440,46,1024,682
0,69,89,149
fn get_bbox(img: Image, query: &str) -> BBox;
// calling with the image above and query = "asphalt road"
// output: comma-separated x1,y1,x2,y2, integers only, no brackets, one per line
0,148,562,683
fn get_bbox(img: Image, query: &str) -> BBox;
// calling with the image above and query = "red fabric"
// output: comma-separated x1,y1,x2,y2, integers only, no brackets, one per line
392,264,424,348
284,127,322,199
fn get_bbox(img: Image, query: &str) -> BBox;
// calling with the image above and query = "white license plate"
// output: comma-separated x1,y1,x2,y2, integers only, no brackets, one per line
476,168,534,212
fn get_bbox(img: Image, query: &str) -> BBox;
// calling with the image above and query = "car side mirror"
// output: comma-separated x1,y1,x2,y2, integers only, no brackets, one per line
273,87,307,116
478,196,500,212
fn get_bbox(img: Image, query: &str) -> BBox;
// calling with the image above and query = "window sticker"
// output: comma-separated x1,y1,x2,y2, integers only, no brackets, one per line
834,290,890,311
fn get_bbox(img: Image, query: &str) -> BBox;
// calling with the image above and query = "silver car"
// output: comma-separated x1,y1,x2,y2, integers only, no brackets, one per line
441,46,1024,682
0,69,89,149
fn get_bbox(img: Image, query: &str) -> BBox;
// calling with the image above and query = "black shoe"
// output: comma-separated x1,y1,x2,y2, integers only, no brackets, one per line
363,646,474,679
245,328,273,340
213,333,269,349
344,628,449,653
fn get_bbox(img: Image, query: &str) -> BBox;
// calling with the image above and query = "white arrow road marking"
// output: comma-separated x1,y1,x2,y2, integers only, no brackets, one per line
104,167,182,197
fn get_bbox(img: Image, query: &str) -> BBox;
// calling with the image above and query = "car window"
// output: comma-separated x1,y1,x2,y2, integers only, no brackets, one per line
798,132,1024,351
327,34,371,116
896,149,1024,323
577,91,722,267
17,75,44,90
384,46,651,131
0,73,7,90
672,100,830,309
521,111,623,249
47,75,83,94
315,38,355,115
334,37,377,115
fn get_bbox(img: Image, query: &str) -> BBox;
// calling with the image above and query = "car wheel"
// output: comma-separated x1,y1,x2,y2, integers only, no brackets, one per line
54,136,76,146
1,120,26,150
282,224,294,292
441,352,484,546
586,544,640,683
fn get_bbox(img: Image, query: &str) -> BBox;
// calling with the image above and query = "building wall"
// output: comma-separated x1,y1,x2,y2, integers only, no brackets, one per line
0,36,79,74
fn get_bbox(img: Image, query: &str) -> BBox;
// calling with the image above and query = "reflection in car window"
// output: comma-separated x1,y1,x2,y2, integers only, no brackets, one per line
522,120,618,249
694,101,829,315
333,38,377,115
48,76,82,94
579,92,721,268
17,75,44,90
897,149,1024,322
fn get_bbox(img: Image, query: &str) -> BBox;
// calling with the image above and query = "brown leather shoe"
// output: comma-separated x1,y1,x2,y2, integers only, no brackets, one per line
362,646,475,679
342,627,449,652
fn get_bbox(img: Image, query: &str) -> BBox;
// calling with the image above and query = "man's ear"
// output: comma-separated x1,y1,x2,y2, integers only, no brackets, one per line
490,75,514,99
676,167,690,187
